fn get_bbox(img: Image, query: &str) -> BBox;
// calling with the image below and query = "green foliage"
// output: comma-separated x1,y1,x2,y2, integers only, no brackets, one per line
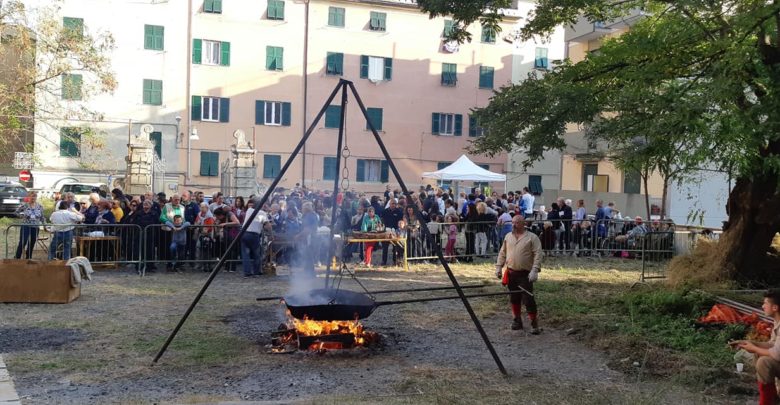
417,0,511,43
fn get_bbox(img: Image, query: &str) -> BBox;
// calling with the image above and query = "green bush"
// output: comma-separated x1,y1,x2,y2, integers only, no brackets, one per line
621,288,712,318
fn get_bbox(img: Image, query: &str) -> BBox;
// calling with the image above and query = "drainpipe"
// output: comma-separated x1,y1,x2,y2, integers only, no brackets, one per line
185,0,194,182
301,0,310,186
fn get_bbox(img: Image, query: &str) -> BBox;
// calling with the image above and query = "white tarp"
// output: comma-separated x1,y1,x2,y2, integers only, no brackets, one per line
421,155,506,182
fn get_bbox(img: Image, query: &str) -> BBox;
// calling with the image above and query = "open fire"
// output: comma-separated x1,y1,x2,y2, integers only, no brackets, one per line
270,310,379,353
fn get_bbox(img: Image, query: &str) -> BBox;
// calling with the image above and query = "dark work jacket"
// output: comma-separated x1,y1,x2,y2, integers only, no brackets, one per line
184,201,199,224
381,208,403,229
562,205,573,230
132,210,159,228
84,205,99,224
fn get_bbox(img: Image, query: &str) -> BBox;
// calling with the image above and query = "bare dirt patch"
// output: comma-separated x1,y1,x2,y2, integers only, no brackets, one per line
0,258,740,404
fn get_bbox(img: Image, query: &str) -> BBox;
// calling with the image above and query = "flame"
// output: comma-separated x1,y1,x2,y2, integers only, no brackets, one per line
284,309,368,347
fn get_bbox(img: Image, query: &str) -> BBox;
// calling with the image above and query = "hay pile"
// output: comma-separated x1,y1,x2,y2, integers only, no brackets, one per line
667,237,733,288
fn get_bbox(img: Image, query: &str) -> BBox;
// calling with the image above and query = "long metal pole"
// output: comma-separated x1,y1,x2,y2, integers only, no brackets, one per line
324,82,348,288
255,283,489,301
152,81,345,364
346,82,509,375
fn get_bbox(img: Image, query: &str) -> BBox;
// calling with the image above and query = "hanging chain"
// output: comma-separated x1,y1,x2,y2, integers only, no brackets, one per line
340,100,350,192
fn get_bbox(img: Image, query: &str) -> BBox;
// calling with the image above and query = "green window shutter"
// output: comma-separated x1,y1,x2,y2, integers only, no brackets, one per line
63,17,84,38
469,115,476,137
479,66,494,89
356,159,365,182
384,57,392,80
623,170,641,194
210,152,219,176
481,25,495,43
380,160,389,183
535,47,549,69
442,63,456,86
62,74,82,100
144,25,164,50
142,79,162,105
219,98,230,122
328,7,345,27
201,151,219,176
59,128,81,157
220,41,230,66
150,131,162,158
255,100,265,125
268,0,284,20
282,102,292,126
266,46,283,70
192,39,202,64
323,157,337,180
369,12,386,31
191,95,202,121
326,52,343,75
454,114,463,136
443,20,454,37
529,175,543,194
360,55,369,78
263,155,281,178
366,108,383,131
204,0,222,13
325,105,341,128
431,113,440,134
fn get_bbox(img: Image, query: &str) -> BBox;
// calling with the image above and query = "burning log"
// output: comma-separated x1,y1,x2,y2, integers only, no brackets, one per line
268,312,379,353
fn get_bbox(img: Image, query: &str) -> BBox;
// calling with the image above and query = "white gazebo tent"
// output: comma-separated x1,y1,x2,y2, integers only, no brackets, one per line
421,154,506,193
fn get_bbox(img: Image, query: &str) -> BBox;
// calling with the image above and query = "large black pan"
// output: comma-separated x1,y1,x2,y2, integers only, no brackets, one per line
281,287,531,321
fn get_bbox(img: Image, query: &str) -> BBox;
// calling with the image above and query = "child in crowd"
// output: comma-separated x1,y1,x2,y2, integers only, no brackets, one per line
445,214,458,262
166,214,190,271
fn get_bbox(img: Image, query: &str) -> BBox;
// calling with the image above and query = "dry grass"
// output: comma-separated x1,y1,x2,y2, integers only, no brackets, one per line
667,238,733,289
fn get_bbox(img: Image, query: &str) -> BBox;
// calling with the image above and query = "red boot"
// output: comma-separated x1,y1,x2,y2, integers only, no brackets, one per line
759,382,777,405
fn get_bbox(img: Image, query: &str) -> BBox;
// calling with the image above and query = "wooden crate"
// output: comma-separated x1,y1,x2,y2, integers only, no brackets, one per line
0,259,80,304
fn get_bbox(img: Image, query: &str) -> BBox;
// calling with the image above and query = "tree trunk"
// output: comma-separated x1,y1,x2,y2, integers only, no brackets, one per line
719,174,780,284
660,177,669,220
642,172,651,219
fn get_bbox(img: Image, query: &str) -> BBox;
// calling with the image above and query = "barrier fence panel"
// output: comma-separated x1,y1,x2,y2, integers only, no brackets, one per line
141,224,244,274
4,223,144,270
641,231,677,280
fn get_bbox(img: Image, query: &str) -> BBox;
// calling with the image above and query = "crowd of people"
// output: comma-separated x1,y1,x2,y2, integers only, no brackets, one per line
11,183,673,273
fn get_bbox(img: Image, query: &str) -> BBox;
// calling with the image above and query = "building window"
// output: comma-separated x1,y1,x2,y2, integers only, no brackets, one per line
360,56,392,81
144,25,164,50
481,25,496,43
150,131,162,158
323,157,338,180
61,74,82,100
535,47,549,69
356,159,388,183
204,0,222,14
326,52,344,75
142,79,163,106
324,105,341,128
468,115,484,137
479,66,494,89
266,46,283,70
624,170,641,194
192,96,230,123
442,20,454,38
192,39,230,66
437,161,452,188
267,0,284,20
63,17,84,38
255,100,291,126
263,155,281,179
369,11,386,31
529,175,543,195
431,113,462,136
365,108,383,131
583,163,598,191
60,128,81,157
441,63,457,86
199,151,219,176
328,7,345,27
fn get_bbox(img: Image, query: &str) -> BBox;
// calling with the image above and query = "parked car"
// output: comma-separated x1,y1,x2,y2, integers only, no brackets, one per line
0,183,28,216
57,183,109,205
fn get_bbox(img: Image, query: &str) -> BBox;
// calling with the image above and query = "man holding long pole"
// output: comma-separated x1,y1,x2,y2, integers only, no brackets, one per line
496,215,543,334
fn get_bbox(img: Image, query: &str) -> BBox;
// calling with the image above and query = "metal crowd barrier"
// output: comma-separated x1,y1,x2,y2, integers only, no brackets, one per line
4,223,143,270
1,217,684,274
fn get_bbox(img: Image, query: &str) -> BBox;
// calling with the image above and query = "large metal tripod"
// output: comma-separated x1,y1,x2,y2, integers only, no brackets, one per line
152,79,508,375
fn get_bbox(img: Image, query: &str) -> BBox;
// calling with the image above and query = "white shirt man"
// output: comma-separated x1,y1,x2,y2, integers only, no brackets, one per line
522,188,535,218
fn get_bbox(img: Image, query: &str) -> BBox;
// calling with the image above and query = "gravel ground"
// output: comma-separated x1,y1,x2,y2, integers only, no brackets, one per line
0,261,738,404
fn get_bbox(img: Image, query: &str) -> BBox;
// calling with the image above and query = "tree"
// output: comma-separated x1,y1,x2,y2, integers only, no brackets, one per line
420,0,780,283
0,0,115,166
